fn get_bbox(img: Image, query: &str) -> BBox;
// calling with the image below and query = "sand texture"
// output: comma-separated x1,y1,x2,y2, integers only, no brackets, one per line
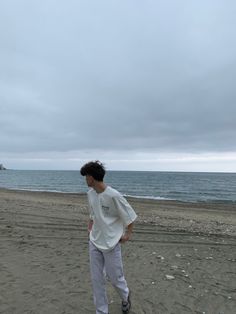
0,188,236,314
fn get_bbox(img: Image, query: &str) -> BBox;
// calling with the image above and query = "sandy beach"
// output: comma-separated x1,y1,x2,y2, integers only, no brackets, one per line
0,188,236,314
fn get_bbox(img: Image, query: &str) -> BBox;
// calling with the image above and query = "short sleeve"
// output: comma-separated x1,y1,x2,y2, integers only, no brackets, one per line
112,195,137,226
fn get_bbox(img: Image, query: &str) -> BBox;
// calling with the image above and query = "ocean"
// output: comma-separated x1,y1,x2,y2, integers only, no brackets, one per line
0,170,236,203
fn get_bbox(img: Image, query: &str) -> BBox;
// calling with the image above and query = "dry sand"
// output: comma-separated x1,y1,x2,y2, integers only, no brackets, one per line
0,188,236,314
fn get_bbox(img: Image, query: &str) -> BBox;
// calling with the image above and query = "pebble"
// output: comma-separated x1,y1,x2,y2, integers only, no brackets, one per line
165,275,175,280
176,253,181,257
171,265,178,269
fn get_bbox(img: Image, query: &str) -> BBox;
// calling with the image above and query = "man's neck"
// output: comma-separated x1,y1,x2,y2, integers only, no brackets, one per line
93,181,107,194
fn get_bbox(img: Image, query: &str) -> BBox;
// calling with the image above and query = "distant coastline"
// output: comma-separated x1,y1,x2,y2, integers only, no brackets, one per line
0,164,6,170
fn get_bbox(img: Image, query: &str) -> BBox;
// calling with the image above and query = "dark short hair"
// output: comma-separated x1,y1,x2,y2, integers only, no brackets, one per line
80,160,106,181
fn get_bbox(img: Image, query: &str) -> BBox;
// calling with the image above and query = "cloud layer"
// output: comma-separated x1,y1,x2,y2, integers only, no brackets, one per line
1,1,236,170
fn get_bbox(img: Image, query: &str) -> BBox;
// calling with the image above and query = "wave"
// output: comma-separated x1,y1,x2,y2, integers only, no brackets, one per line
124,194,173,201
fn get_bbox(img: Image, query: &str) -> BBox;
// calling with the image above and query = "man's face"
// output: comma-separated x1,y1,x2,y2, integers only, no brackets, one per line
85,175,94,187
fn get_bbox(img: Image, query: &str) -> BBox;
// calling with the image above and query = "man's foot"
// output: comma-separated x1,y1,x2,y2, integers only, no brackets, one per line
122,293,131,313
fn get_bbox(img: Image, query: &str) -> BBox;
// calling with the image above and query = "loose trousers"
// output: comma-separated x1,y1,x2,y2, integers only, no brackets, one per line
89,241,129,314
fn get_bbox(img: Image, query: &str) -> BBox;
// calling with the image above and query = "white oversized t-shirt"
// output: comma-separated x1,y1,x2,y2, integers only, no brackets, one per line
87,186,137,252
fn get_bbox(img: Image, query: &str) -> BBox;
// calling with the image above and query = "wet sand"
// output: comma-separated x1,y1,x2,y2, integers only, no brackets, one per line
0,188,236,314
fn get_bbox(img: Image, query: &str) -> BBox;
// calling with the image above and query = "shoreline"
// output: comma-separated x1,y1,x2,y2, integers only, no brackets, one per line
1,186,236,206
0,188,236,313
1,187,236,237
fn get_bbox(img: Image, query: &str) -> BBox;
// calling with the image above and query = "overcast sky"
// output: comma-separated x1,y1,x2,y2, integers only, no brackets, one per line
1,0,236,172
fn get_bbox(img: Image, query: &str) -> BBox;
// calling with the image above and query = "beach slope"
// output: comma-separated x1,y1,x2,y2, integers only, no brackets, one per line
0,189,236,313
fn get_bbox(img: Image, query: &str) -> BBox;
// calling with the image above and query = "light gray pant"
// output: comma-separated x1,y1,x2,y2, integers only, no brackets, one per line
89,241,129,314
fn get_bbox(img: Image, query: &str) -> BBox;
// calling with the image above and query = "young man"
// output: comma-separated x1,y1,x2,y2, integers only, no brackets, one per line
80,161,137,314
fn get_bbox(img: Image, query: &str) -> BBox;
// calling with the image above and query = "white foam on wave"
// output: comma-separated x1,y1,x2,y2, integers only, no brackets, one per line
123,194,172,201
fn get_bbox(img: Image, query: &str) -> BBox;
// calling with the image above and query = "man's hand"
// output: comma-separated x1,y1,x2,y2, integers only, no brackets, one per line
88,219,93,237
119,222,134,243
119,233,131,243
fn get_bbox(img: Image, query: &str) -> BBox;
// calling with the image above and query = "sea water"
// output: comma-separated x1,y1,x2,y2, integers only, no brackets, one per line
0,170,236,203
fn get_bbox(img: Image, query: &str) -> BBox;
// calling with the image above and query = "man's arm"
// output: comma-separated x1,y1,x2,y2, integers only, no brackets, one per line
120,222,134,243
88,219,93,234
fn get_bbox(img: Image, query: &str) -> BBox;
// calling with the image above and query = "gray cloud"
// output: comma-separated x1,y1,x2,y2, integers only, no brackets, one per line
1,1,236,169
